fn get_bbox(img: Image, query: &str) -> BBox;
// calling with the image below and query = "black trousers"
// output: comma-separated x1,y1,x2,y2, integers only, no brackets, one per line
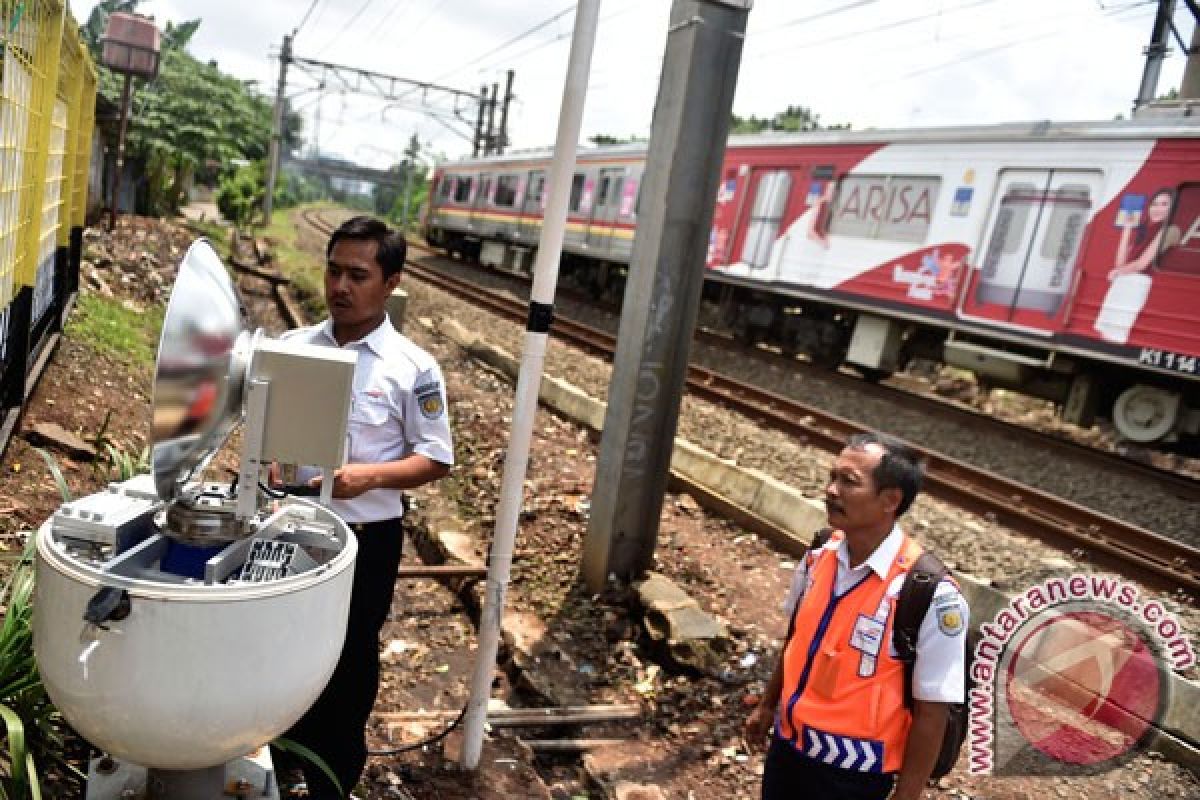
762,735,896,800
276,518,404,799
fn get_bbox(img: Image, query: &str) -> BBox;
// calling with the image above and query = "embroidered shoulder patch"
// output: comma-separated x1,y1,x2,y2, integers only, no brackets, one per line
937,602,965,637
416,384,445,419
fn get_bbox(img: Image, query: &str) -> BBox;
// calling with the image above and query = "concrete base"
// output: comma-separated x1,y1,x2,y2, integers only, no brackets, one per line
86,748,279,800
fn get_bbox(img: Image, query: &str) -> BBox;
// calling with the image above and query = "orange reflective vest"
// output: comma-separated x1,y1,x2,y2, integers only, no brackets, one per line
776,530,925,774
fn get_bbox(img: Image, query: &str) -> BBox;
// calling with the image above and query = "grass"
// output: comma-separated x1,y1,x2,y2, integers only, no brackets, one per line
65,294,164,369
263,203,329,320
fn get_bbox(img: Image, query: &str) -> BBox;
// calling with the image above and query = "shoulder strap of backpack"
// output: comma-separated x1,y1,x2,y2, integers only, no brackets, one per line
809,527,833,553
893,550,947,709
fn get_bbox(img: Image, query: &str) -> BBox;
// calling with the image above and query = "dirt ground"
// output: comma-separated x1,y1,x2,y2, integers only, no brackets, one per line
2,211,1196,799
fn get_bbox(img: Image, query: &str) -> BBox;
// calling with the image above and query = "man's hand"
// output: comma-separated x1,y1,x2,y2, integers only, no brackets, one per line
743,701,774,752
309,463,378,499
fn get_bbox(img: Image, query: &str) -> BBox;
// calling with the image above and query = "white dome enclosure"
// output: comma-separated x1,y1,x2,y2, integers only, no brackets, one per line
33,240,360,799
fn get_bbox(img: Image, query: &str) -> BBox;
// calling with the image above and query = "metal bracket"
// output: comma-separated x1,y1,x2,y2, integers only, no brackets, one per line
237,378,270,521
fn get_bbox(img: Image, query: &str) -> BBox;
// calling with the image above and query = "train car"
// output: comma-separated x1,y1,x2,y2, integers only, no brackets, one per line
424,118,1200,450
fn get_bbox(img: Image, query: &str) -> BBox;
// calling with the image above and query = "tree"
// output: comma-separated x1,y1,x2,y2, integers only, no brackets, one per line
82,1,289,216
731,105,849,134
589,133,646,146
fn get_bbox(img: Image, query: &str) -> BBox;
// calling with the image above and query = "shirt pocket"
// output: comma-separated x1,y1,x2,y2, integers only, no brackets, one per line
350,394,392,426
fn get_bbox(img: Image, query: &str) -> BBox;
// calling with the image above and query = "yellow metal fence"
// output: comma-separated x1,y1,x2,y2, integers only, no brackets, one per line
1,0,96,444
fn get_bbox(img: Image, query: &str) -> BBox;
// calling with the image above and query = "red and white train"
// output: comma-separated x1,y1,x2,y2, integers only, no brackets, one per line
424,118,1200,450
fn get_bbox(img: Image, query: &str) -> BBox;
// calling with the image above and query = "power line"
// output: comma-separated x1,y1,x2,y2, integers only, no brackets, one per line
293,0,321,37
315,0,378,57
748,0,1004,62
875,0,1156,85
431,3,577,85
407,0,452,40
747,0,881,37
366,0,419,46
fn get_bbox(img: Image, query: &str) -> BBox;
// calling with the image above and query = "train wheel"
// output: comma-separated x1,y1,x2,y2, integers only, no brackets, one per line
1112,385,1181,443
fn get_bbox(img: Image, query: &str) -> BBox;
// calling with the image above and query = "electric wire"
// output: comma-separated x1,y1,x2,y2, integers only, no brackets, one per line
315,0,378,57
293,0,322,37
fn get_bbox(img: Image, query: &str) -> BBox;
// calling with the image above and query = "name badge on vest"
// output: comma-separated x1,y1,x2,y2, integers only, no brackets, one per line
850,614,885,657
851,614,886,678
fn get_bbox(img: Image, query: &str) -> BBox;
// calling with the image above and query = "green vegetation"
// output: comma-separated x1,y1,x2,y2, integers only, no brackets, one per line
731,105,850,134
217,162,328,228
82,2,304,217
264,205,328,319
65,294,164,368
0,534,64,800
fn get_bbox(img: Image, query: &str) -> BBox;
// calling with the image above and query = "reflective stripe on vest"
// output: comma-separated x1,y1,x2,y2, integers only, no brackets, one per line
776,530,925,774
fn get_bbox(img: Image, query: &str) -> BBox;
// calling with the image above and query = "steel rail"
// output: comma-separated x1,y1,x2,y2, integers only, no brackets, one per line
398,251,1199,595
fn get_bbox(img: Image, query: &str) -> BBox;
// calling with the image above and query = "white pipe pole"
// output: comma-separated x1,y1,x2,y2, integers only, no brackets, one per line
461,0,602,770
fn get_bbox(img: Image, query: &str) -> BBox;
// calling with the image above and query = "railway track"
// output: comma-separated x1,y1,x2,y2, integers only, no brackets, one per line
300,208,1200,595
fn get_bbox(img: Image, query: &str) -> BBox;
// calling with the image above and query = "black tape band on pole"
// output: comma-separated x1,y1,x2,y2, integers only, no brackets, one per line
527,302,555,333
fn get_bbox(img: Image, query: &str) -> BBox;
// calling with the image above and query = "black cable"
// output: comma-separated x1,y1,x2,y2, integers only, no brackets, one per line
294,0,322,37
367,703,469,756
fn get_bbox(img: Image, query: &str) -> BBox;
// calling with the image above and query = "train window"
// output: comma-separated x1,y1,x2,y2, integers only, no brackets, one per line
453,176,473,204
569,173,586,212
438,175,453,201
494,174,520,208
530,173,546,208
741,170,792,268
479,176,493,206
829,174,940,243
1158,184,1200,276
1038,185,1090,265
596,176,611,207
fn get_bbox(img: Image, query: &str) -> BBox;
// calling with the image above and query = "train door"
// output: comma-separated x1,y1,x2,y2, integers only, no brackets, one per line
564,170,594,250
470,172,493,232
737,169,795,270
959,169,1101,333
519,170,545,242
586,167,625,253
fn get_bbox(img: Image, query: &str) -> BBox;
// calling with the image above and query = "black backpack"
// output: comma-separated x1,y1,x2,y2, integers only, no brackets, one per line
809,528,968,781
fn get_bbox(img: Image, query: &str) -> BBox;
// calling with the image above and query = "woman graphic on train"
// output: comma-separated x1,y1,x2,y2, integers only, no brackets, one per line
1094,188,1181,344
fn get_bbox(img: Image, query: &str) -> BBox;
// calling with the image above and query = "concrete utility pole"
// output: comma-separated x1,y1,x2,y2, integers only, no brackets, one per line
582,0,751,591
1135,0,1178,110
498,69,515,154
264,34,292,223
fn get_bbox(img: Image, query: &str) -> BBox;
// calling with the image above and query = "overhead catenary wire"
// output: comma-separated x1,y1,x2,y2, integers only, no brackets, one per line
314,0,378,57
293,0,322,37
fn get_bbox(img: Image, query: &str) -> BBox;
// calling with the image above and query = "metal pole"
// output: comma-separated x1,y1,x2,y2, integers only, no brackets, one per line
474,84,488,157
1135,0,1177,111
484,81,499,155
108,73,133,230
498,69,515,154
460,0,602,770
264,34,292,224
582,0,751,591
401,160,414,233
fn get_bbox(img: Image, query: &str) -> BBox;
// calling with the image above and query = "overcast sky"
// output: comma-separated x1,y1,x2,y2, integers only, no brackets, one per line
69,0,1194,168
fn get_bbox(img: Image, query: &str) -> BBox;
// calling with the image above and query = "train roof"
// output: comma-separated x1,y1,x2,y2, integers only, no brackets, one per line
436,116,1200,169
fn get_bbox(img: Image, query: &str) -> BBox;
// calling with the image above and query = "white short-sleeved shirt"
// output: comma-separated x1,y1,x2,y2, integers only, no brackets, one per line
783,525,968,703
283,315,454,523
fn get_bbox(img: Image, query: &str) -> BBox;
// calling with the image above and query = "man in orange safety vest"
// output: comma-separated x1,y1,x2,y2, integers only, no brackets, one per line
744,432,967,800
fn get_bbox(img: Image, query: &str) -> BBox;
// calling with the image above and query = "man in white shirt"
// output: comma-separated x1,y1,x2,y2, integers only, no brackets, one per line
277,216,453,799
744,432,967,800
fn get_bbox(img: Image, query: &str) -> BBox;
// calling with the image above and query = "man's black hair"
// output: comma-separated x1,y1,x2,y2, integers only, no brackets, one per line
846,431,924,517
326,215,407,279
